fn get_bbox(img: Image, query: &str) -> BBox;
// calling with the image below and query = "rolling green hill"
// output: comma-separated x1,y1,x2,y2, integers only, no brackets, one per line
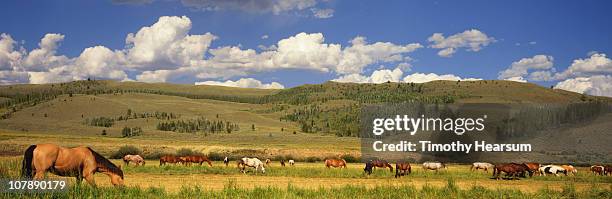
0,79,609,137
0,80,610,161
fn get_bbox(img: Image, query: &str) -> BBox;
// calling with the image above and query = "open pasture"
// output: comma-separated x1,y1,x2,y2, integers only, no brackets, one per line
1,156,610,195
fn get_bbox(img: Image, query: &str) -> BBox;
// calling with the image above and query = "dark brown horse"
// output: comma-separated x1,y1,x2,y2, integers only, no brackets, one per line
591,165,605,175
185,155,213,167
371,160,393,172
178,156,188,165
605,166,612,176
395,162,411,178
21,144,124,187
364,161,373,175
493,163,529,180
325,159,347,168
159,155,179,166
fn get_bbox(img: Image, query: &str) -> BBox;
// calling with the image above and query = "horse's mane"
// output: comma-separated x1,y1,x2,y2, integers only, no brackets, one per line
87,147,124,179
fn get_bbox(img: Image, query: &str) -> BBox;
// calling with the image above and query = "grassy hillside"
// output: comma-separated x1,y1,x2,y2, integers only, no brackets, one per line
0,80,609,137
0,80,610,160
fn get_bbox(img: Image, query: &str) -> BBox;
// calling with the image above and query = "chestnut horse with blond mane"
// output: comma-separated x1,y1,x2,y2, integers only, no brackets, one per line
325,159,347,168
21,144,124,187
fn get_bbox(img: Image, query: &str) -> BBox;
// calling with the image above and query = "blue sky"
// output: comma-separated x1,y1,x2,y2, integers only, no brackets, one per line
0,0,611,96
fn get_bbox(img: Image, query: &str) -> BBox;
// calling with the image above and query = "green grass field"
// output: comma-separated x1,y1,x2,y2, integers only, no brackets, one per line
1,156,611,198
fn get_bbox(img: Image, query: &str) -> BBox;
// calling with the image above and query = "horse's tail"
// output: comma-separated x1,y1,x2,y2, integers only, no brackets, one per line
492,166,497,177
21,145,37,179
388,163,393,172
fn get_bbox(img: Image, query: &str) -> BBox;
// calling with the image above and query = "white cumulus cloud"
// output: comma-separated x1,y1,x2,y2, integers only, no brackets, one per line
498,55,554,81
0,71,29,85
333,68,404,84
504,76,527,83
311,8,334,18
179,0,325,16
195,78,284,89
21,33,70,72
333,68,481,84
403,73,481,83
554,53,612,80
0,16,422,85
554,75,612,97
0,33,23,71
428,29,495,57
125,16,217,70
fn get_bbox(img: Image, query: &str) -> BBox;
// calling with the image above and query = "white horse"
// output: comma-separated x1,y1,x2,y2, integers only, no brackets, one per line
423,162,446,172
239,157,266,174
471,162,494,172
288,160,295,166
123,154,145,166
539,165,567,176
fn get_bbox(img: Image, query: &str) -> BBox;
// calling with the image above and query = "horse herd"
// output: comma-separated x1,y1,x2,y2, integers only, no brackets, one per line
363,160,446,178
18,144,612,188
361,160,612,180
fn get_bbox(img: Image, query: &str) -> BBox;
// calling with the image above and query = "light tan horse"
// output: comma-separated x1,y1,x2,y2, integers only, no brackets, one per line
561,165,577,176
123,154,145,166
21,144,124,187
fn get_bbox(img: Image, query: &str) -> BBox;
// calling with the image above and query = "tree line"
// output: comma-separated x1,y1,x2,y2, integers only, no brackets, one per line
157,117,240,134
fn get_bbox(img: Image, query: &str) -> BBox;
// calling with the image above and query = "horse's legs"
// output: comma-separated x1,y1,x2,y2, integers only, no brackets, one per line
83,173,96,187
75,174,83,184
32,158,52,180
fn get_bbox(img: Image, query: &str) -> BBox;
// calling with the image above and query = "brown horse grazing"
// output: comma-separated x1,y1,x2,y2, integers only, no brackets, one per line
123,154,145,166
185,155,213,167
370,160,393,172
159,155,179,166
395,162,411,178
523,162,540,177
178,156,189,165
21,144,124,187
325,159,347,168
591,165,605,175
493,163,529,180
